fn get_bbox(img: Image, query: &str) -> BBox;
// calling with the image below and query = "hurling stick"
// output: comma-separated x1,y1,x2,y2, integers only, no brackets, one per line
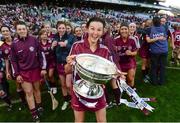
44,75,59,110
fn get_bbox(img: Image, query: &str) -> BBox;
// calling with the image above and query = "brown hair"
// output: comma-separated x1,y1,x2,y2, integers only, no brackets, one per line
66,22,73,29
86,17,106,28
38,29,47,40
56,21,66,29
74,26,81,33
66,22,73,34
15,21,27,29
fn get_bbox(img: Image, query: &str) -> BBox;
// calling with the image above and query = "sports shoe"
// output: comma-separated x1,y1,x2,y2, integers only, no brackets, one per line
61,101,69,110
51,87,57,94
32,115,40,123
37,107,44,117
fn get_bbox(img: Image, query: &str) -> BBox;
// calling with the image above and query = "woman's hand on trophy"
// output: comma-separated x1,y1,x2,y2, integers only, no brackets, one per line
120,73,126,80
113,70,127,80
66,55,76,65
117,70,127,80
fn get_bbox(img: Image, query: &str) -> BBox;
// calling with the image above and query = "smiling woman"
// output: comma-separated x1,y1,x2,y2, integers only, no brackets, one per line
10,21,47,122
65,17,108,122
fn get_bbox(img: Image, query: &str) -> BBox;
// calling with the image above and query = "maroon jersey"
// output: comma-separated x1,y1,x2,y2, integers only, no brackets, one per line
10,36,47,77
70,39,110,59
70,38,112,78
130,34,140,49
172,30,180,47
139,34,150,58
114,36,137,72
0,42,11,60
48,33,55,43
69,38,110,112
40,41,55,62
114,36,137,63
48,33,55,39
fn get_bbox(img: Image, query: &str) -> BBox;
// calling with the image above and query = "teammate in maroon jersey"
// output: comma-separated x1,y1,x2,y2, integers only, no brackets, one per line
129,23,140,49
10,21,47,122
0,25,27,109
39,29,57,94
172,25,180,49
138,19,152,83
0,43,12,111
171,24,180,64
114,22,138,88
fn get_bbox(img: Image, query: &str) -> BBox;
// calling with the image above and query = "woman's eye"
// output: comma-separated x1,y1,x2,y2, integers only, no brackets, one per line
97,29,102,32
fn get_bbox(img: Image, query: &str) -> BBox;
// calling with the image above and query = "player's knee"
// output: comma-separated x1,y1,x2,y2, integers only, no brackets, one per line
33,86,41,94
25,89,33,97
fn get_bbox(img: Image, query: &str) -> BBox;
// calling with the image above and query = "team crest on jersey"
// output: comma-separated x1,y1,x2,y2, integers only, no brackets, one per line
5,49,9,54
29,46,34,52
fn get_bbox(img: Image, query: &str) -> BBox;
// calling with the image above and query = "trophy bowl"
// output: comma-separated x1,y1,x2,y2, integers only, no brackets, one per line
73,79,104,99
75,53,118,84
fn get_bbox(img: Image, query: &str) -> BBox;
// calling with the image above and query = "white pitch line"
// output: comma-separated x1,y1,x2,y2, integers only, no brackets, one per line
166,66,180,70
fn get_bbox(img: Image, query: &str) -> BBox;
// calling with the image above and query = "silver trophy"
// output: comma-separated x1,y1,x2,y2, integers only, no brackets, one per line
73,53,155,115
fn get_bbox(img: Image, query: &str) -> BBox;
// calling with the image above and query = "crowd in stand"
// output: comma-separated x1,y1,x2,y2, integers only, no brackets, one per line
0,3,180,122
0,4,153,36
